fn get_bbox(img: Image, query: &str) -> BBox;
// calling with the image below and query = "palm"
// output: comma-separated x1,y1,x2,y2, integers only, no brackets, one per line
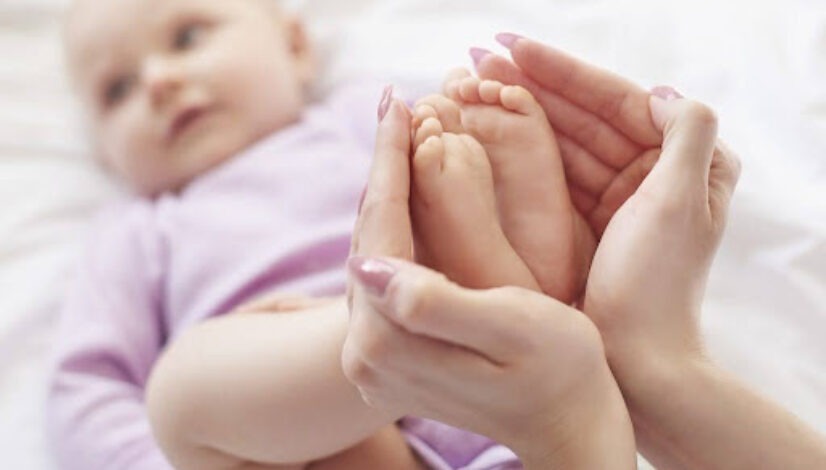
476,42,664,295
477,47,661,232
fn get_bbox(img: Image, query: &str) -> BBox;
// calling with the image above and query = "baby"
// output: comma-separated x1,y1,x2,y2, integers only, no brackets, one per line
47,0,590,469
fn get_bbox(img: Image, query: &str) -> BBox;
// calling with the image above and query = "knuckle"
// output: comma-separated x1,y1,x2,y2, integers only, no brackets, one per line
728,151,743,182
681,100,719,129
396,276,441,330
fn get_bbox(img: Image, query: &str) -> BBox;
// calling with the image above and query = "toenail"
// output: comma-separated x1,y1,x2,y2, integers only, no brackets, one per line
469,47,492,67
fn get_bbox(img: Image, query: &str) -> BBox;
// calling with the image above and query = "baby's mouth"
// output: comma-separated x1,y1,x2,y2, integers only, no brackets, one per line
167,105,212,143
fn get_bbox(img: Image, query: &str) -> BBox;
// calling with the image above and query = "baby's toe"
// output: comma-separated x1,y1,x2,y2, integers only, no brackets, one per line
478,80,505,105
412,104,438,130
442,67,472,97
414,94,463,134
500,85,543,116
458,77,483,103
413,135,446,197
414,117,444,149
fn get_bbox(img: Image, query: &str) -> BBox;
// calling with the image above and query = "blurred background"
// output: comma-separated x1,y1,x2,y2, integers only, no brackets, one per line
1,0,824,468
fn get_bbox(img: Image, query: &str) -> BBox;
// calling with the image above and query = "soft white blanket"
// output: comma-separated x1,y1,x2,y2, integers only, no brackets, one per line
1,0,823,468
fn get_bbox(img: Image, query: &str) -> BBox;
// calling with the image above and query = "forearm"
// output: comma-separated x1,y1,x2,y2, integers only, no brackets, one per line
623,354,826,470
146,298,401,467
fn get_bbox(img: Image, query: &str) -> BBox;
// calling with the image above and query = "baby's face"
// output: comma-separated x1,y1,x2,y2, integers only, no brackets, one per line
67,0,313,196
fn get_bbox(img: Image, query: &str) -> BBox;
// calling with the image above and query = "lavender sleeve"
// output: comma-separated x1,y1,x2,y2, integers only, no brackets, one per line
46,204,173,470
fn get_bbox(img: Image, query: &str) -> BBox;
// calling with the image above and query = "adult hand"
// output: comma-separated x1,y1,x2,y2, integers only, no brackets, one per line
584,92,740,376
543,60,824,470
473,35,662,238
342,89,637,469
472,33,740,365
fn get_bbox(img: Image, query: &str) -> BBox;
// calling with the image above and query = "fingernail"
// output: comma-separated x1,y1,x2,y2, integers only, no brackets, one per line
651,85,683,101
348,256,396,298
357,185,367,215
378,85,394,122
469,47,492,67
495,32,523,49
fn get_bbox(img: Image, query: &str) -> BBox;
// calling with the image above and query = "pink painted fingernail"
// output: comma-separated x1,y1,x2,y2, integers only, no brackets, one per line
469,47,492,67
495,32,524,49
377,85,394,122
651,86,683,101
348,256,396,297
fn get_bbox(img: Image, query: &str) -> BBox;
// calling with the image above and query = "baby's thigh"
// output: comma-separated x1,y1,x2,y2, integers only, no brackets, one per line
308,424,427,470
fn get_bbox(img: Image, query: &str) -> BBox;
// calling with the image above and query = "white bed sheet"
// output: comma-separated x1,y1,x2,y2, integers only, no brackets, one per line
1,1,824,468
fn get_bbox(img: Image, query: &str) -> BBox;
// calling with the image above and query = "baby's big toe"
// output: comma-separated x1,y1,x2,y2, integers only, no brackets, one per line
500,85,543,117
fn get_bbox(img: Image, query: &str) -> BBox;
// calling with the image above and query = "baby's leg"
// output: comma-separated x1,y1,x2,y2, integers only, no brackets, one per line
409,97,538,290
442,71,591,303
146,298,425,470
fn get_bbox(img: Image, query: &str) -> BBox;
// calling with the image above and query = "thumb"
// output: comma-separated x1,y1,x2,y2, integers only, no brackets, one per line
647,88,718,198
352,88,414,261
347,256,577,364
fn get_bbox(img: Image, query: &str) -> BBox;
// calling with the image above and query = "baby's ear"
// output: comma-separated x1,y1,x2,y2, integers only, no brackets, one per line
285,15,316,85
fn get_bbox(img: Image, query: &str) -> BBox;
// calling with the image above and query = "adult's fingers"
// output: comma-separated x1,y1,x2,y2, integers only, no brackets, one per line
475,52,641,171
645,93,718,201
495,34,661,147
351,91,414,261
343,291,501,402
347,256,574,365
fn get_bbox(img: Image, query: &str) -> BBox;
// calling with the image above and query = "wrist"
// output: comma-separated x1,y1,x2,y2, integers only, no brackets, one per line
607,336,711,407
612,345,718,462
598,307,707,400
514,362,637,470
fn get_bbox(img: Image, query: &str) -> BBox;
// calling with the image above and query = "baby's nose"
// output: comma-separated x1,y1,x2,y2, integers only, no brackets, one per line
144,57,184,107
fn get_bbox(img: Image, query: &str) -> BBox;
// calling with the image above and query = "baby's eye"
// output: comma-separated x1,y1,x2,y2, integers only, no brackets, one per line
173,23,206,51
103,74,136,108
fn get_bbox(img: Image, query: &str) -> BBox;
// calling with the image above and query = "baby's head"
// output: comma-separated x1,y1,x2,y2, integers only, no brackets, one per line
65,0,314,196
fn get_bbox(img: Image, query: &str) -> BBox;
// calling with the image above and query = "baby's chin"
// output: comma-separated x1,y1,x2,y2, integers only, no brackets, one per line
116,106,303,197
115,138,243,197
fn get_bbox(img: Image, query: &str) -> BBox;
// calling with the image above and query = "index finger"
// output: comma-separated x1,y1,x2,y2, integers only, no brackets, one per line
500,35,661,147
351,94,414,261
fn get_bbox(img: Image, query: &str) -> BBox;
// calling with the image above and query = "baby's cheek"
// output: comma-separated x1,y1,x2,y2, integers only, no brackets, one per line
104,116,161,190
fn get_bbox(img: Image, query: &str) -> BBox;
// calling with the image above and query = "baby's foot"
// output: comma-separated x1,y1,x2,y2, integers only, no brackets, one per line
409,100,538,291
445,70,589,303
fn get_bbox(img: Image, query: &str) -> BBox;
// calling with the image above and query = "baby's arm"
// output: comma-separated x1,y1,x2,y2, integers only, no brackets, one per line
46,208,174,470
146,297,423,470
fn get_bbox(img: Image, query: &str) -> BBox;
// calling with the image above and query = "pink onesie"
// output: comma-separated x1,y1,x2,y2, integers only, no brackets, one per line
46,81,522,470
